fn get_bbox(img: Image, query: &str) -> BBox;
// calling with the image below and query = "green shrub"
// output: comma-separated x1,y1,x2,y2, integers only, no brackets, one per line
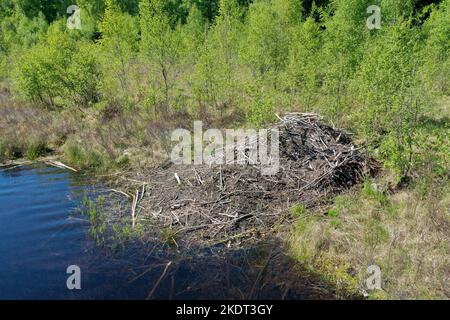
99,0,139,107
14,22,100,108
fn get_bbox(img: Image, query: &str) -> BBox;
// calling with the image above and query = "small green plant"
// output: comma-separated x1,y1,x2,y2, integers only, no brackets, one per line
160,227,178,247
111,223,134,247
328,208,342,229
25,140,48,160
363,180,387,203
327,208,339,218
329,217,342,229
115,154,130,168
290,203,308,218
80,195,108,245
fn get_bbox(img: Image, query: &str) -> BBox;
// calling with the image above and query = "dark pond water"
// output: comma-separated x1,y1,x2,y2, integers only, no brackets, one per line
0,164,334,300
0,164,138,299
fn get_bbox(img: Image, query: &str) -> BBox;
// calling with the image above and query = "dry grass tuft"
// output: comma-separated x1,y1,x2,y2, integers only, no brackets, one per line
289,177,450,299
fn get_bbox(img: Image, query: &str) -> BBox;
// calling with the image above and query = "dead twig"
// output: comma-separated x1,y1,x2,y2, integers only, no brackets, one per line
146,261,172,300
45,160,78,172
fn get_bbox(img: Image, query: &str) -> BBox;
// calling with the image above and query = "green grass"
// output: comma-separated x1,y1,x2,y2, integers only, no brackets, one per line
290,203,309,218
63,139,110,172
25,140,49,160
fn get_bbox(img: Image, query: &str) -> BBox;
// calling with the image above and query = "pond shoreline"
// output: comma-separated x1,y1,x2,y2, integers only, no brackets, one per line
0,109,373,299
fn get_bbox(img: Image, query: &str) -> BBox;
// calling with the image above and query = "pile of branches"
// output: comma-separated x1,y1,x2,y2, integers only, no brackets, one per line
113,113,374,245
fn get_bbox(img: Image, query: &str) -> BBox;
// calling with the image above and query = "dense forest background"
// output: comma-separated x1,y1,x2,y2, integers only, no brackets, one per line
0,0,449,299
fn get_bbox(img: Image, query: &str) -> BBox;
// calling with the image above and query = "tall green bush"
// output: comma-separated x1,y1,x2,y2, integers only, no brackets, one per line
15,22,100,108
99,0,139,107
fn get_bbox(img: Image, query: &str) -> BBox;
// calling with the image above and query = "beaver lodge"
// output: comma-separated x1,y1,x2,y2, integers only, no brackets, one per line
110,113,375,246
